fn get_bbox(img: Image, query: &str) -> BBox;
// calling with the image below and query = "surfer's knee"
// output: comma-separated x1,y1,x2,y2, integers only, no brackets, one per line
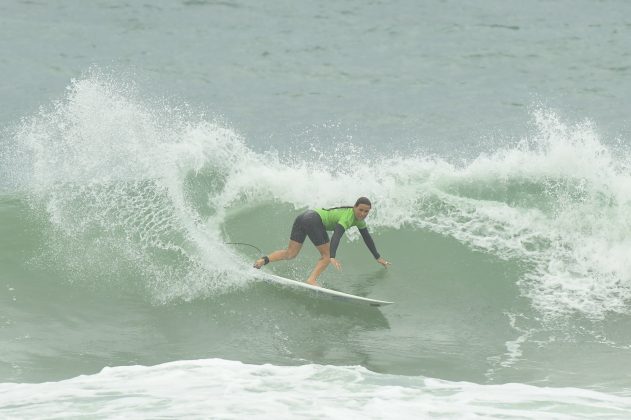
315,243,330,260
286,249,299,260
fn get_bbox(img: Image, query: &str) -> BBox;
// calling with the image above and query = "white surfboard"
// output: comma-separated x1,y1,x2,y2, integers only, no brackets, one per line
255,270,393,307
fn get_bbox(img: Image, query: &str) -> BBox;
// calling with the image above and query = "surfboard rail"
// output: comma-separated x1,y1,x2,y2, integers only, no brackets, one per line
255,270,393,307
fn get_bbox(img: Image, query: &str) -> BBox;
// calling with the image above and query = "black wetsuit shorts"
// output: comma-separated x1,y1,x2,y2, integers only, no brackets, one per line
289,210,329,246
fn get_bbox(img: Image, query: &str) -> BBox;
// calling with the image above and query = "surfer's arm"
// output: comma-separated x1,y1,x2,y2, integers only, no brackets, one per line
329,224,345,258
359,228,380,259
359,228,390,268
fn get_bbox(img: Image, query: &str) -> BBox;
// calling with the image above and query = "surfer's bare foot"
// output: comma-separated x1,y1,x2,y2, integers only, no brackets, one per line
307,279,320,287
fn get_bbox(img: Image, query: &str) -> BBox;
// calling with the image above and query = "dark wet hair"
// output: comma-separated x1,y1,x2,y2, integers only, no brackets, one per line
354,197,372,207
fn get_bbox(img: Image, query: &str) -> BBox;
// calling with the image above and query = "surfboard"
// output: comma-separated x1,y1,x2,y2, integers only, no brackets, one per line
255,270,393,307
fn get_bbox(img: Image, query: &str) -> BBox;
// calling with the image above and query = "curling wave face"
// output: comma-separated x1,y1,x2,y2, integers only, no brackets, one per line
4,73,631,320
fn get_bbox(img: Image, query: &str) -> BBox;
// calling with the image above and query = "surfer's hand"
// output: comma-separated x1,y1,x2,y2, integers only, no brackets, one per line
330,258,342,271
377,257,391,268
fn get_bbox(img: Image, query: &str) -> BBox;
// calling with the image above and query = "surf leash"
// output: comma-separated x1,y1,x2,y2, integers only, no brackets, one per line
224,242,263,255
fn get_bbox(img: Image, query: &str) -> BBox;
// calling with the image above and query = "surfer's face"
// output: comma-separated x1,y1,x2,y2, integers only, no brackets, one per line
354,203,371,220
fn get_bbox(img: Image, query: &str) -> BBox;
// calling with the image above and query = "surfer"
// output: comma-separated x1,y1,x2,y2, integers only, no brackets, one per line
253,197,390,286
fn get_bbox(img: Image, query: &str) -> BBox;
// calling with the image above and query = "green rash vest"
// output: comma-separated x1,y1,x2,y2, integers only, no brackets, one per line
315,207,367,231
314,206,380,259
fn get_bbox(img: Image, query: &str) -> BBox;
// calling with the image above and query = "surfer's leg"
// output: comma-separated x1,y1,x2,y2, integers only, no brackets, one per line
254,240,303,268
254,212,308,268
270,240,303,262
300,210,330,285
306,243,330,286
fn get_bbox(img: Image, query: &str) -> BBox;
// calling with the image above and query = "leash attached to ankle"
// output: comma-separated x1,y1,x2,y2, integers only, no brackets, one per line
253,256,270,269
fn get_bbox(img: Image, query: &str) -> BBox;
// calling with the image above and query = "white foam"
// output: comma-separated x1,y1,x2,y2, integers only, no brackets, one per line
0,359,629,419
12,71,253,302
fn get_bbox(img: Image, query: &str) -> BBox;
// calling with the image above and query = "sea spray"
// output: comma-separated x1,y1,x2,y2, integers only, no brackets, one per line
10,72,252,302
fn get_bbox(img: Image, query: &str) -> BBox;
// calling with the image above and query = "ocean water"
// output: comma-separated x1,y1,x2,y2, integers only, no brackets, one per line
3,0,631,418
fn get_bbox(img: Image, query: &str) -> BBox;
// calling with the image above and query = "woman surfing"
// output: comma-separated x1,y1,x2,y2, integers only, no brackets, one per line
253,197,390,286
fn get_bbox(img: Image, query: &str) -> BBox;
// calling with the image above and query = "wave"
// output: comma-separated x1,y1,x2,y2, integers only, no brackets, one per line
3,71,631,320
1,358,629,419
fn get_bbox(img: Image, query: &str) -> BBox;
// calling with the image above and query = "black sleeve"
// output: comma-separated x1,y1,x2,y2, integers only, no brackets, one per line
329,224,346,258
359,228,380,259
